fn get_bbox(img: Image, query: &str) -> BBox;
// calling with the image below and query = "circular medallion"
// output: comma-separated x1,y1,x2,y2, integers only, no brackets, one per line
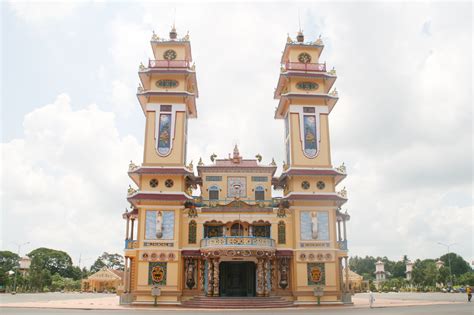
309,253,315,261
325,253,332,260
296,81,319,91
168,253,175,261
299,253,307,261
142,253,149,260
151,265,165,283
298,52,312,64
301,181,310,190
159,253,167,260
151,253,157,260
156,79,179,88
316,181,325,190
150,178,158,188
164,179,174,188
163,49,177,60
317,253,324,260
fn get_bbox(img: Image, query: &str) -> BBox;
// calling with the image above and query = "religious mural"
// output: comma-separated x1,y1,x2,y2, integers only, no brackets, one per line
157,113,172,155
227,177,247,198
307,263,325,285
303,115,317,157
148,262,167,285
145,211,175,240
300,211,329,240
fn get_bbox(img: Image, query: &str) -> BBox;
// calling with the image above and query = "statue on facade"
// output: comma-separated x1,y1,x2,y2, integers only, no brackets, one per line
279,258,289,289
185,259,196,289
311,211,319,239
155,211,163,238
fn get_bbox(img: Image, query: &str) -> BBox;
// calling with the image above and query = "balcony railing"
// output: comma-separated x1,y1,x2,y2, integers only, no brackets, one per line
337,240,348,251
124,239,138,249
200,236,276,248
148,60,190,68
194,198,280,208
285,62,326,72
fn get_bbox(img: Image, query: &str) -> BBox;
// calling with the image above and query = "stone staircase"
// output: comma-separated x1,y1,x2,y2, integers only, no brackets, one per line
181,296,295,309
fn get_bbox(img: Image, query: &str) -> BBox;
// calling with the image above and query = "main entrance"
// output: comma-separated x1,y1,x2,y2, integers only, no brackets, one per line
219,262,256,297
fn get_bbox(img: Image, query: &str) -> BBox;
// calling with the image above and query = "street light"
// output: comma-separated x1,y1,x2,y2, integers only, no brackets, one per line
437,242,456,290
12,241,30,295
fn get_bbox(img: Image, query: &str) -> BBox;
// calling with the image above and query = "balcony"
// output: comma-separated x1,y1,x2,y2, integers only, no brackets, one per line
124,239,138,249
284,62,326,72
148,60,191,69
200,236,276,249
195,198,280,209
337,240,348,251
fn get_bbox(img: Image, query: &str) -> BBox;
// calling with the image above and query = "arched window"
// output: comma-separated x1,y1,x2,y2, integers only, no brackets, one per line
188,220,197,244
230,223,244,236
255,186,265,201
278,221,286,244
209,185,219,201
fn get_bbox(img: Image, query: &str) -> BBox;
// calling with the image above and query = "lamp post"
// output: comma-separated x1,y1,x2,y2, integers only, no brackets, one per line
437,242,456,289
12,241,30,294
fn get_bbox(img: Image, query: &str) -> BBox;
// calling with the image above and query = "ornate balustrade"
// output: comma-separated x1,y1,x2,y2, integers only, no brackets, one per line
194,198,279,208
200,236,276,249
285,62,326,72
148,60,191,68
124,240,138,249
337,240,348,251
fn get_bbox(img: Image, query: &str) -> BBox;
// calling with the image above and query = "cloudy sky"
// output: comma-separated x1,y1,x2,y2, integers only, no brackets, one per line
1,1,472,268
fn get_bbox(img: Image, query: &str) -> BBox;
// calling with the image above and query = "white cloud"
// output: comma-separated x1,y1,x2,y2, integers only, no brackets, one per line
7,0,83,23
0,94,142,265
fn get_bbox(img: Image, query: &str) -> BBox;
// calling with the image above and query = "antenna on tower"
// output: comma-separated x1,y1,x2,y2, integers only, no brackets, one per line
173,7,176,28
298,9,301,32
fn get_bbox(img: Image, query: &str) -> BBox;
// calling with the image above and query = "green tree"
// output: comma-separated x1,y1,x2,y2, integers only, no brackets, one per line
439,253,471,276
0,251,20,289
458,272,474,286
27,248,74,291
349,256,377,280
90,252,124,273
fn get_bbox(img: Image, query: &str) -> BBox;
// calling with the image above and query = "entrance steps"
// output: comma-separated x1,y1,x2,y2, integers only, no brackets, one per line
181,296,295,309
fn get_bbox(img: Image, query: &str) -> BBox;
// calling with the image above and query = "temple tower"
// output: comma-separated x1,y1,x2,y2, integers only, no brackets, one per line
274,30,350,303
122,26,198,303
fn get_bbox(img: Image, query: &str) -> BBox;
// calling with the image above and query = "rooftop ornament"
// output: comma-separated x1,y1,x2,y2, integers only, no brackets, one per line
169,25,177,40
198,157,204,166
183,31,190,41
137,84,144,93
139,62,145,71
127,185,137,196
129,160,139,171
329,67,337,75
330,88,338,97
315,34,323,45
210,153,217,162
338,187,347,199
336,162,346,173
187,160,193,171
296,30,304,43
270,158,276,166
151,30,159,41
255,154,262,162
286,33,293,44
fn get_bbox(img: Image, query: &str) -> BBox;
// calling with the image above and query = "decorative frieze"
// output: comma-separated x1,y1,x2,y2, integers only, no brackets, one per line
297,251,333,262
140,251,177,262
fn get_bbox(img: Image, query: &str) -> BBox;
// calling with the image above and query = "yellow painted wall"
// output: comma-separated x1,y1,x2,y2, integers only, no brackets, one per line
288,47,320,64
200,171,273,201
290,113,331,168
288,77,325,94
153,45,187,61
144,111,186,166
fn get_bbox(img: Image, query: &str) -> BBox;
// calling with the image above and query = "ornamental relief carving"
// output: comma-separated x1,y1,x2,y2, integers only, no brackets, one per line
296,251,333,262
140,251,177,262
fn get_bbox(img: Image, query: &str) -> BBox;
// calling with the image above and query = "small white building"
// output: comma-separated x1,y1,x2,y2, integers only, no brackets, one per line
18,257,31,276
405,260,414,281
374,260,386,290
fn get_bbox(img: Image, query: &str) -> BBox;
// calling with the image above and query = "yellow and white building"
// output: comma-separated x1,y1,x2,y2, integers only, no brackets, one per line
121,27,351,306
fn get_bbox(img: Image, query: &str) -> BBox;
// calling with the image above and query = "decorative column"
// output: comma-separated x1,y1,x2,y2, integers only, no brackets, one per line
207,258,214,296
271,258,276,292
130,218,135,240
344,257,349,292
343,219,347,241
337,220,342,241
213,258,220,296
199,259,205,292
263,258,270,296
125,217,130,240
256,258,264,296
123,257,129,293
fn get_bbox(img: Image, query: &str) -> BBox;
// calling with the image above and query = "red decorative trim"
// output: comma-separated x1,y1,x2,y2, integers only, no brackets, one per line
129,167,193,176
281,168,345,177
127,192,192,202
285,193,345,201
276,250,293,257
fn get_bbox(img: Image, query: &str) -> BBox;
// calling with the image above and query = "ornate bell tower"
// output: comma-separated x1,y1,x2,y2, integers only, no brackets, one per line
274,30,350,303
137,26,198,167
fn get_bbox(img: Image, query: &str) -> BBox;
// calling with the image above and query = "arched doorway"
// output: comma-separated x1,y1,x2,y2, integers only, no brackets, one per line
230,223,243,236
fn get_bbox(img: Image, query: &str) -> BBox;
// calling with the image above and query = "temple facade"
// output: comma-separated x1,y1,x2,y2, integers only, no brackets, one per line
121,26,351,306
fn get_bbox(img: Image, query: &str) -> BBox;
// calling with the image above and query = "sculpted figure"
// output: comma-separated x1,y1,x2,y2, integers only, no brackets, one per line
311,212,319,239
155,211,163,238
185,260,196,289
279,259,288,289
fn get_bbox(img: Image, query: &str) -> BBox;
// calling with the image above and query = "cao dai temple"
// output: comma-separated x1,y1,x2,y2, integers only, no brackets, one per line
121,26,351,307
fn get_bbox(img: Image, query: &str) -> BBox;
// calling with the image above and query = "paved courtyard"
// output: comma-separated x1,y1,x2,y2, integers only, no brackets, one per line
0,292,472,314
